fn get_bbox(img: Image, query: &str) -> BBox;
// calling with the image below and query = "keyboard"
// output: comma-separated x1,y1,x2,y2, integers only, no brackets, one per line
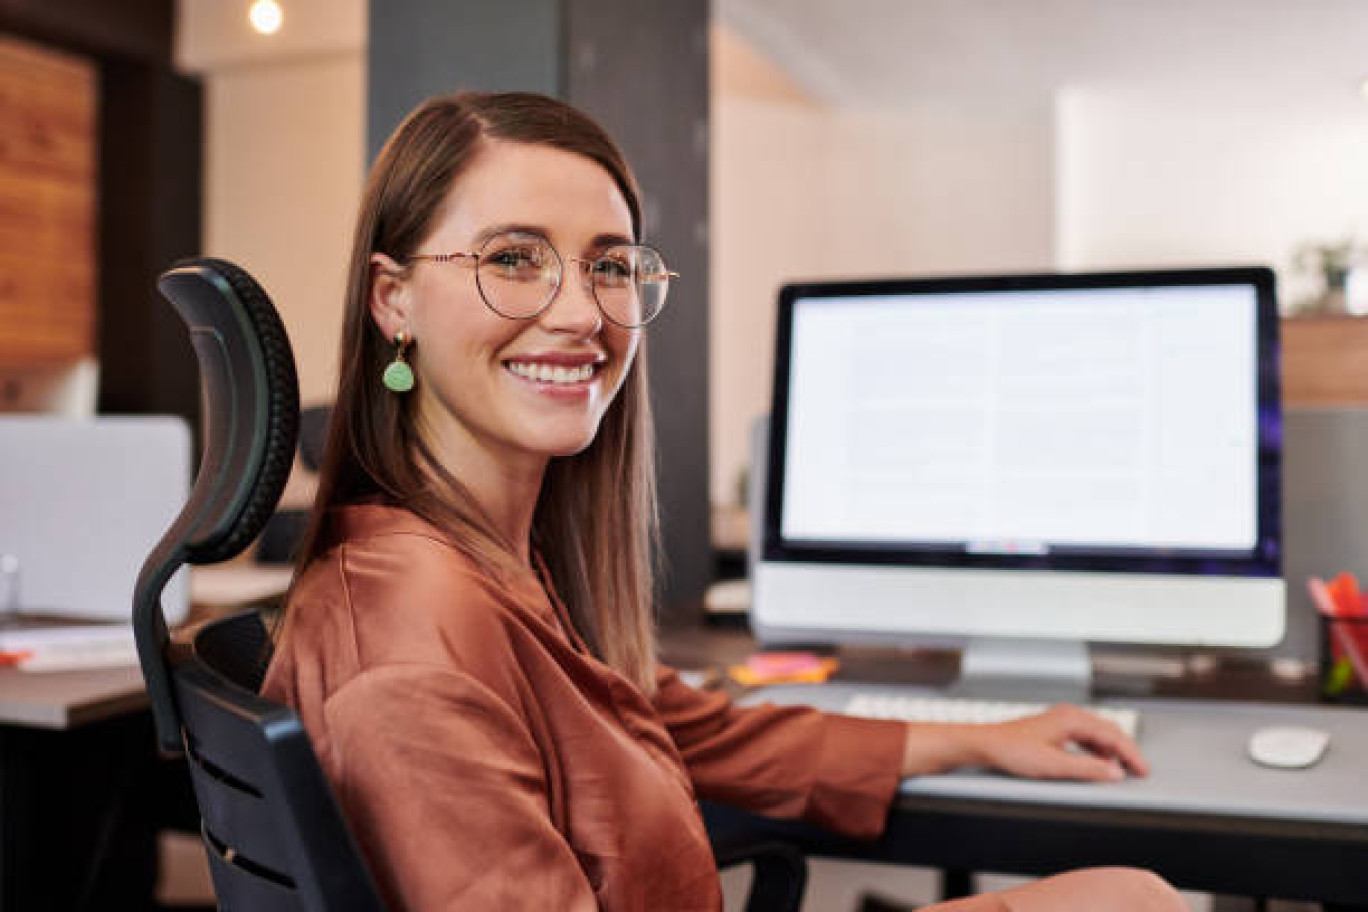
843,693,1141,740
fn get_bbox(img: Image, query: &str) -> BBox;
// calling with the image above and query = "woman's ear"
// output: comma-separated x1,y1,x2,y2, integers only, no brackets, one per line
368,253,411,341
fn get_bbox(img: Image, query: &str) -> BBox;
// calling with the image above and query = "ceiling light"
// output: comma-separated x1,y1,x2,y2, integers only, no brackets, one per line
249,0,283,36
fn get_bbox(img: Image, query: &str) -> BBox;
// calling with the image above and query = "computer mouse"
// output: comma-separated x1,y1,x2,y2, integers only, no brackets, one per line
1247,725,1330,770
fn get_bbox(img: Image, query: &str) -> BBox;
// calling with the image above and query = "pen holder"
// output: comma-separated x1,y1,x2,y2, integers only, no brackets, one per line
1320,613,1368,704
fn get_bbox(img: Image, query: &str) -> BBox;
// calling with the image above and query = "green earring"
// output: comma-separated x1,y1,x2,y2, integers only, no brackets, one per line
382,331,415,393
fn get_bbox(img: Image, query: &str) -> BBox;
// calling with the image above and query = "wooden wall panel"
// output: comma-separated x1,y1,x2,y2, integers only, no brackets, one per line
0,34,96,366
1281,317,1368,407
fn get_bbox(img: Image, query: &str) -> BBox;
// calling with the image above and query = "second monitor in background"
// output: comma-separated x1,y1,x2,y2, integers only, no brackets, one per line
752,267,1284,701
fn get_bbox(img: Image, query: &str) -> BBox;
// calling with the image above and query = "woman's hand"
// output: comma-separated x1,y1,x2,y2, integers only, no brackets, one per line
900,705,1149,781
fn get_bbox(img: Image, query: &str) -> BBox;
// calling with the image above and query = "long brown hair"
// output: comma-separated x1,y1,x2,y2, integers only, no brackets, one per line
293,92,660,691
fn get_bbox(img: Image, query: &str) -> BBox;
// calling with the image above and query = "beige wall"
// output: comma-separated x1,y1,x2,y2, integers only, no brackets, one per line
178,0,366,408
710,26,1056,504
1056,84,1368,311
202,54,365,406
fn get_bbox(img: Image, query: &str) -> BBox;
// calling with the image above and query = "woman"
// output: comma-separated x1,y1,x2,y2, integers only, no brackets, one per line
263,92,1184,911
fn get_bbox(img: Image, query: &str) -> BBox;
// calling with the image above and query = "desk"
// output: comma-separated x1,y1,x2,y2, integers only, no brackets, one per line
666,626,1368,910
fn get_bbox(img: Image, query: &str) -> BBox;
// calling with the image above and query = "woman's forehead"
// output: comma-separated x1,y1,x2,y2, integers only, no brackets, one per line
435,141,633,244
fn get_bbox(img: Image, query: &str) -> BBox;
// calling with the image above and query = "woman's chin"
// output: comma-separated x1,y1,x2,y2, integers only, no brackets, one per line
547,437,597,459
531,428,600,459
504,410,607,461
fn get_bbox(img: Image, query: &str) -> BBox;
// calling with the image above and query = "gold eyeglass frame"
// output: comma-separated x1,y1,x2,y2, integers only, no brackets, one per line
408,231,678,328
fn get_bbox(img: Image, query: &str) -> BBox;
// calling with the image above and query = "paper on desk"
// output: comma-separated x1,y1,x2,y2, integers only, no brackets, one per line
0,624,139,672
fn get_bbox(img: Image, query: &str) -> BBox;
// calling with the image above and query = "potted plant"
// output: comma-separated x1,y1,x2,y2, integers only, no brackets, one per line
1294,237,1368,316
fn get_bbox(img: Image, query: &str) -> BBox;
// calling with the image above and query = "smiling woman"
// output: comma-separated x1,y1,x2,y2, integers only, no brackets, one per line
261,91,1182,912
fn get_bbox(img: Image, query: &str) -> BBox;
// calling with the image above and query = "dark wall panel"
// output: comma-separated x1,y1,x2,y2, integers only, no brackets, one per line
96,60,203,435
367,0,561,162
0,0,171,64
562,0,711,619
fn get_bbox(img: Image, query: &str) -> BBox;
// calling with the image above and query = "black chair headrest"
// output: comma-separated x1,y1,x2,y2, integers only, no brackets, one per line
134,257,300,752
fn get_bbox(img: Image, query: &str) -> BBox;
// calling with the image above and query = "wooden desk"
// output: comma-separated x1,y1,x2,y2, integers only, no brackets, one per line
0,665,146,729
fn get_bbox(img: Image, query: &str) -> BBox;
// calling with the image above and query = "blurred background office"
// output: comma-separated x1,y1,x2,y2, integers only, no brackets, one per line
7,0,1367,611
2,1,1367,908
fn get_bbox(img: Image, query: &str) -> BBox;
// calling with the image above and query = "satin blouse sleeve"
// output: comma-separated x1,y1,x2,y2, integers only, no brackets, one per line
322,664,597,911
651,665,906,840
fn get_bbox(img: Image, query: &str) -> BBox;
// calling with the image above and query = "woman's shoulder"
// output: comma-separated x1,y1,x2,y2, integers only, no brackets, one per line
285,504,550,677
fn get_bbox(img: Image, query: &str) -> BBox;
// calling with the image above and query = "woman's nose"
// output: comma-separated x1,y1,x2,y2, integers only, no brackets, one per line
541,261,603,335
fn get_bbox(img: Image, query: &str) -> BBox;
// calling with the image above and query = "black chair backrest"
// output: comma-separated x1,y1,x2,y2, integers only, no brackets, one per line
132,258,384,911
179,611,384,911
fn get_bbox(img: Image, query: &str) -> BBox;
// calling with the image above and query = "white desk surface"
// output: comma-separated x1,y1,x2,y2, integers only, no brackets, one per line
743,681,1368,828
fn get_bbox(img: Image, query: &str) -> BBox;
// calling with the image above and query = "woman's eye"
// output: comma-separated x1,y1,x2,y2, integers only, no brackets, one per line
488,248,539,269
594,258,633,282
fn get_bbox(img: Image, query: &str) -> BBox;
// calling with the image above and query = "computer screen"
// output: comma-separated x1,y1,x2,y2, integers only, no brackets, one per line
754,268,1284,692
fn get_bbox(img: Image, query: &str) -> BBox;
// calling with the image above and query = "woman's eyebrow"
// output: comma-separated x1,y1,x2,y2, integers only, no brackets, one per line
590,232,634,249
471,224,635,250
473,222,547,246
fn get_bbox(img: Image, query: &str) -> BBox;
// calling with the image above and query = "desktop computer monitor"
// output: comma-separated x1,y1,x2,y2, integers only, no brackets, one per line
753,267,1284,699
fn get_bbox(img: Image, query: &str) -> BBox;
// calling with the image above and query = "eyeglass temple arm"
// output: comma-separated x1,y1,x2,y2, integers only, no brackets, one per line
408,252,478,264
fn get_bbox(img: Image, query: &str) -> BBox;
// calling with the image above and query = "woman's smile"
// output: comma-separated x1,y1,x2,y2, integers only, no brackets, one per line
502,351,606,400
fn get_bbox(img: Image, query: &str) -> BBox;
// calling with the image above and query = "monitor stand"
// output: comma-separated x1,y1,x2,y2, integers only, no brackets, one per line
949,637,1093,705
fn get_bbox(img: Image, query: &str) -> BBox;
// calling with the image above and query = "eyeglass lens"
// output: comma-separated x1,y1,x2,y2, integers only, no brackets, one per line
474,231,669,327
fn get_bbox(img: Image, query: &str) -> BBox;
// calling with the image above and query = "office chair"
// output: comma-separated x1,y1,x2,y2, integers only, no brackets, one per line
132,257,807,912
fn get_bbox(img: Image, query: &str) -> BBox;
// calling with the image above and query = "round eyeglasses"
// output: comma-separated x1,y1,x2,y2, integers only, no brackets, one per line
408,230,677,328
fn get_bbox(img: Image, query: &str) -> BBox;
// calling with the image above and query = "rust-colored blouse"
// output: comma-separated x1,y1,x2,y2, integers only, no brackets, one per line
262,505,908,911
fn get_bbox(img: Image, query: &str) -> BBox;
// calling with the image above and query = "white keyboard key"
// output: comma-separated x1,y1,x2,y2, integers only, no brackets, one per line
843,693,1140,740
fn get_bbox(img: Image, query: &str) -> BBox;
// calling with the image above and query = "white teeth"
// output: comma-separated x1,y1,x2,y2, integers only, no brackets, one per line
507,361,597,385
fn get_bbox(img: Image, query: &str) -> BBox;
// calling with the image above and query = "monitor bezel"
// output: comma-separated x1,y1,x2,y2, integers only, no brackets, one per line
762,266,1282,579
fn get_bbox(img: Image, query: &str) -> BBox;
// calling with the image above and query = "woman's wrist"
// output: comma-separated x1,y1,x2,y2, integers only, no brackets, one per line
901,722,991,777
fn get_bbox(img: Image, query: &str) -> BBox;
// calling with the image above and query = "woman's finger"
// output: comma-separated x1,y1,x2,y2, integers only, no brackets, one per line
1060,711,1149,777
1037,745,1126,782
